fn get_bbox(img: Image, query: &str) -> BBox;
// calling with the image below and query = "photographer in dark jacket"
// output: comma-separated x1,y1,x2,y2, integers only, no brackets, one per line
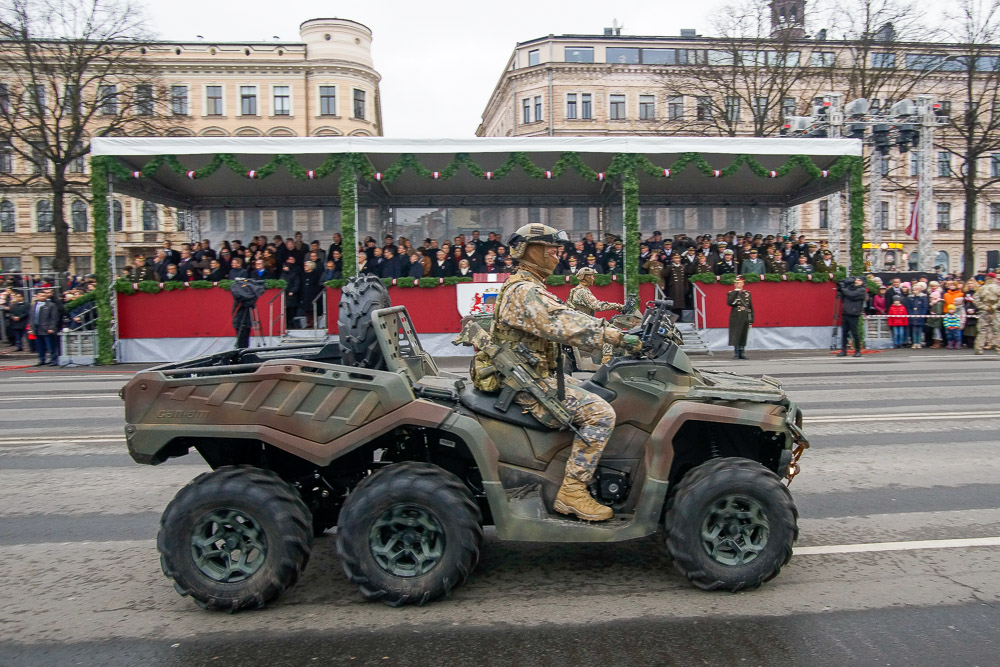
838,277,868,357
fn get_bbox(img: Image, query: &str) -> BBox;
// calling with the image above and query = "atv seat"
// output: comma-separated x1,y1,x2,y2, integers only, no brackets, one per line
458,385,549,431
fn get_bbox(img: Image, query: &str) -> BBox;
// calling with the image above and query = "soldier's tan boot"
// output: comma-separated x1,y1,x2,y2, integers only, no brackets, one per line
554,478,613,521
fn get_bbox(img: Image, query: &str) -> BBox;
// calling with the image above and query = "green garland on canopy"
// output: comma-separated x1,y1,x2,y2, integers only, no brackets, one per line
89,156,114,365
690,269,849,285
113,278,287,296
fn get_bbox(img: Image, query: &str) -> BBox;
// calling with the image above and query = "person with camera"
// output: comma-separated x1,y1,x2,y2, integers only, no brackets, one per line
838,276,868,357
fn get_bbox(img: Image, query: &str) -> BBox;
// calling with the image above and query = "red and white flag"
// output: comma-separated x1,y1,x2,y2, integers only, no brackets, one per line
905,193,920,241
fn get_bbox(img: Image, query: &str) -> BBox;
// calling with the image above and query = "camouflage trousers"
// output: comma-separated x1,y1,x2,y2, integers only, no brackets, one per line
515,376,615,483
975,311,1000,352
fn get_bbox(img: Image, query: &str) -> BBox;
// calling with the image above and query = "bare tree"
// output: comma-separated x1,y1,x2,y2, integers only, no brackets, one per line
660,0,827,137
931,0,1000,278
0,0,174,281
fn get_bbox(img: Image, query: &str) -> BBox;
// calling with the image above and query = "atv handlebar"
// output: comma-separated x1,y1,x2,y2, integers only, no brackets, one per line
625,299,683,360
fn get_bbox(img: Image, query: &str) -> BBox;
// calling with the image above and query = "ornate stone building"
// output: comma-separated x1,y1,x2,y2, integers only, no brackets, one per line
476,9,1000,273
0,17,382,277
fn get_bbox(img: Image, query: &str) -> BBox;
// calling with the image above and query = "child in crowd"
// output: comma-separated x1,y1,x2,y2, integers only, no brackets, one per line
909,282,929,349
942,304,963,349
887,295,909,348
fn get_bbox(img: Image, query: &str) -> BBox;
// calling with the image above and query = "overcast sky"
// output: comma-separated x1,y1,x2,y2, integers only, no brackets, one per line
145,0,712,138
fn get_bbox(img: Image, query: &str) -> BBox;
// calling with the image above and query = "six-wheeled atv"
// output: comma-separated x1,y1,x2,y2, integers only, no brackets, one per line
121,275,808,611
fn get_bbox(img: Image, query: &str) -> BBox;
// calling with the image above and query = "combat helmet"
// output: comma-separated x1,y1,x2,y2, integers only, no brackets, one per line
576,267,598,277
508,223,569,259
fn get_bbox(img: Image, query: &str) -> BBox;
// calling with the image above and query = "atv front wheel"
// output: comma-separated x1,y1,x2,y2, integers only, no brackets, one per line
664,457,798,591
338,275,391,369
336,462,483,606
158,466,313,611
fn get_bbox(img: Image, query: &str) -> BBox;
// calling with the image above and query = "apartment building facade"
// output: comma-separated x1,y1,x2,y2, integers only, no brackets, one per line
0,17,382,277
476,19,1000,273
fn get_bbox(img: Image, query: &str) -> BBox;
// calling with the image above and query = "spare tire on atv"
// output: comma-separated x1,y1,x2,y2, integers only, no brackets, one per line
338,275,391,369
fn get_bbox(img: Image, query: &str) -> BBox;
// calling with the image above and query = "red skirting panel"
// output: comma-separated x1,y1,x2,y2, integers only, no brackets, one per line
696,282,839,328
117,288,285,339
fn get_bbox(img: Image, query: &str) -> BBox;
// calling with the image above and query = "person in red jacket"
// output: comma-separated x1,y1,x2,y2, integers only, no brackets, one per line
888,295,909,348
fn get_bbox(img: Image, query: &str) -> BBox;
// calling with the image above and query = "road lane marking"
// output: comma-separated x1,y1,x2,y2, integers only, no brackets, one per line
796,536,1000,555
0,435,124,444
0,394,119,402
808,411,1000,423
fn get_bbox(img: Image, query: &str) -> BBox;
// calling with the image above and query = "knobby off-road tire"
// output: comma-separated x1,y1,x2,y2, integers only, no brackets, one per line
158,465,313,612
664,457,798,592
338,275,391,369
336,462,483,607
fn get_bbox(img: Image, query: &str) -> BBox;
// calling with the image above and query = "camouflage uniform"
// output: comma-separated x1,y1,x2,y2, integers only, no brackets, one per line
974,280,1000,353
566,284,623,365
493,270,624,482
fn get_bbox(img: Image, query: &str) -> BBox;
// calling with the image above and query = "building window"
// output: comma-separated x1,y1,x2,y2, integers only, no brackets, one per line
112,200,123,232
240,86,257,116
30,84,46,114
352,89,365,119
642,48,675,65
98,84,117,115
572,207,590,230
668,208,685,230
565,47,594,63
319,86,336,115
910,151,923,176
990,203,1000,229
74,256,92,275
936,202,950,230
136,84,153,115
171,86,188,115
754,96,768,121
0,83,7,114
607,48,640,64
881,155,890,176
63,84,80,115
668,95,684,120
206,85,223,115
36,200,52,232
639,94,655,120
69,143,86,173
872,52,896,68
609,94,626,120
581,93,592,119
522,98,531,124
697,96,713,121
71,200,88,232
273,86,291,116
142,201,158,231
640,207,657,230
566,93,577,119
993,154,1000,178
811,51,835,67
0,144,11,173
31,143,46,175
880,201,890,230
0,200,14,233
937,151,951,177
534,95,542,122
782,97,796,118
0,256,21,273
724,96,740,123
818,200,828,229
528,49,539,66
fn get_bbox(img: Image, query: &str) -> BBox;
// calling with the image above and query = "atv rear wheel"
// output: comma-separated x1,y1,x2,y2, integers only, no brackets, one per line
338,275,391,369
664,457,797,592
158,465,313,611
336,462,483,606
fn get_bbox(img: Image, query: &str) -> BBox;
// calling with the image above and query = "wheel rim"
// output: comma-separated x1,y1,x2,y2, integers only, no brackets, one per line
700,494,769,566
368,504,445,578
190,508,268,583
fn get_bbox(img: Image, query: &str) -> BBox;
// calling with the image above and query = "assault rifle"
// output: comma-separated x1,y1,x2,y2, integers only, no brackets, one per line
453,316,591,445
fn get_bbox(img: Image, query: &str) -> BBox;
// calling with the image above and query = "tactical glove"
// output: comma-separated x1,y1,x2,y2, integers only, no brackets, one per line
622,334,642,353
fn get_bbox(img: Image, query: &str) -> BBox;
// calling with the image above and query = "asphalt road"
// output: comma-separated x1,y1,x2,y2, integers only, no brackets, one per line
1,349,999,666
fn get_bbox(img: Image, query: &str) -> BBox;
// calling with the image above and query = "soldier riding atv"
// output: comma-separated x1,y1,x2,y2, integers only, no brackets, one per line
122,227,809,611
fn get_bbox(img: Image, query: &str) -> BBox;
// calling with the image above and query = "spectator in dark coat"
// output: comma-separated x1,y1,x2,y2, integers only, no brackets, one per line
228,257,248,280
406,253,425,279
163,264,183,282
302,260,325,322
321,260,340,282
282,257,304,328
662,254,689,315
431,250,454,278
381,248,403,279
8,293,28,351
29,291,60,365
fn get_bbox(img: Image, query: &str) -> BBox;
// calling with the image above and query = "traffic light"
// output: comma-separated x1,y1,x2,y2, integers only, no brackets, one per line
873,124,891,154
